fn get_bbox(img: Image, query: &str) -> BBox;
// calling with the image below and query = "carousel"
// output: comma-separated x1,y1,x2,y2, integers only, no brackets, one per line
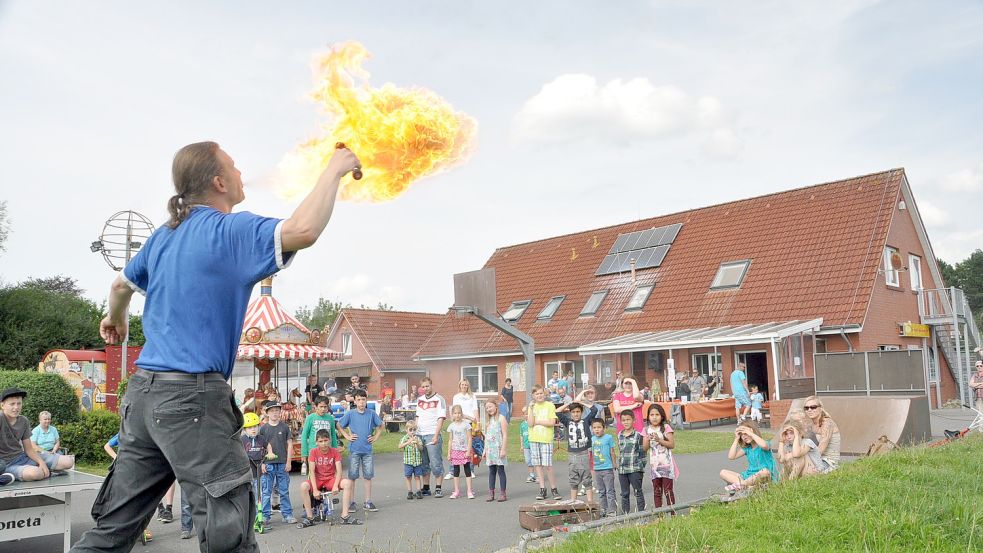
237,277,340,434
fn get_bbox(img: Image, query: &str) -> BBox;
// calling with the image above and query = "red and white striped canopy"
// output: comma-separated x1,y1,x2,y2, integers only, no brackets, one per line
242,295,311,334
237,343,339,360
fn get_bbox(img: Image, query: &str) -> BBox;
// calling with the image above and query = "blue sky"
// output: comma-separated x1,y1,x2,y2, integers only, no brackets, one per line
1,1,981,316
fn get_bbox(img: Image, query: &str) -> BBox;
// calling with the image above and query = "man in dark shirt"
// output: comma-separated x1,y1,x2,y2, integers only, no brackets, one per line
304,375,323,412
344,375,367,408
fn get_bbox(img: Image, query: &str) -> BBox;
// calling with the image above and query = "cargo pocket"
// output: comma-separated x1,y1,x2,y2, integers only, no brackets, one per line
202,470,254,553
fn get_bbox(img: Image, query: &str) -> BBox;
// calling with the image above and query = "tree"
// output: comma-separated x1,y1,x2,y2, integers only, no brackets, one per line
0,283,103,369
954,249,983,318
21,275,85,297
295,297,345,332
127,312,146,346
937,258,958,289
0,200,9,254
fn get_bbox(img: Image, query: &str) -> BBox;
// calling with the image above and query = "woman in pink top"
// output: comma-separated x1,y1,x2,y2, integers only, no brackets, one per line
611,377,645,432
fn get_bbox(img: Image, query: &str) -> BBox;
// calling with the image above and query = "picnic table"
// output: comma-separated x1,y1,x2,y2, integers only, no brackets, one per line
648,398,740,426
0,470,104,552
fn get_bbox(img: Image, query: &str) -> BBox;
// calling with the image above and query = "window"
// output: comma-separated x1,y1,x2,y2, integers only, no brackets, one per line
537,296,565,320
462,365,498,394
927,347,938,382
816,338,827,354
691,353,722,378
909,254,922,291
883,247,900,286
877,344,901,351
710,260,751,290
342,333,352,356
502,300,532,322
580,290,609,316
625,284,654,311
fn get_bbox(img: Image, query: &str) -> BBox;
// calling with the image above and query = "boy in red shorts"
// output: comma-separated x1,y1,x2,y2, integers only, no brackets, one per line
298,430,360,527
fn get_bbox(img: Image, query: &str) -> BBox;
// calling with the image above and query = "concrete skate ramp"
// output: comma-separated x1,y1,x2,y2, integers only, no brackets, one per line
783,396,931,455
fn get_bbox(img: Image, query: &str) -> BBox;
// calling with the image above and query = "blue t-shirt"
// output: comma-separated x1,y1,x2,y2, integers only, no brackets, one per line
122,207,293,378
751,392,764,409
31,425,59,451
338,408,383,455
591,433,616,470
106,433,120,449
730,369,748,398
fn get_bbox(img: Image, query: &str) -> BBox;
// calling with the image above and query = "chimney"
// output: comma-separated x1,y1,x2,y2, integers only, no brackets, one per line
630,258,637,286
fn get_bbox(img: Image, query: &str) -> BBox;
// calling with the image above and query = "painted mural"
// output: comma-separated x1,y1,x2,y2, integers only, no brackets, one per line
39,351,108,411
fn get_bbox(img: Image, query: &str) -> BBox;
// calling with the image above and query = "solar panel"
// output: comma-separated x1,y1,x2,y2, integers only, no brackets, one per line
596,224,683,276
634,247,656,268
619,231,644,252
644,226,667,248
595,254,619,275
609,234,630,255
660,223,682,245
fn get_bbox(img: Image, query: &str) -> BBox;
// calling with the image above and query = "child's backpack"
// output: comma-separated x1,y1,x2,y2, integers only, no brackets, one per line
471,429,485,467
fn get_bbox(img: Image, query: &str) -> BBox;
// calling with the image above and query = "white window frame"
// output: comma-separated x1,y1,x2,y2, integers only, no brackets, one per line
342,333,352,356
537,296,565,320
544,361,575,389
461,365,499,394
883,247,900,287
625,284,654,312
710,260,751,290
926,347,938,382
908,254,922,291
690,353,722,378
877,344,901,351
502,300,532,322
580,290,609,317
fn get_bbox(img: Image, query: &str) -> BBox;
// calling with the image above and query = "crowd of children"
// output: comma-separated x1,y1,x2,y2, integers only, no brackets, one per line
88,373,847,546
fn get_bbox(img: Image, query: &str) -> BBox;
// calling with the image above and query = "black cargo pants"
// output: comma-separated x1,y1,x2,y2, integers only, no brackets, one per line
70,369,258,553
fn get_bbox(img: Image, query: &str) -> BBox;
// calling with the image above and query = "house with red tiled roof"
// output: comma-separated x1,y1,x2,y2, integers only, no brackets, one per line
320,308,444,400
415,169,974,412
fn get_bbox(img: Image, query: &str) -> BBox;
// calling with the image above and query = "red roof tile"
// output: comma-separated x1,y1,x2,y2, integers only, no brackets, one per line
417,169,905,357
333,309,445,370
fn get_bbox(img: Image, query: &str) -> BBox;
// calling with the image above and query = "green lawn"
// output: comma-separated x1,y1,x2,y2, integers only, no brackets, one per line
550,433,983,552
74,462,109,477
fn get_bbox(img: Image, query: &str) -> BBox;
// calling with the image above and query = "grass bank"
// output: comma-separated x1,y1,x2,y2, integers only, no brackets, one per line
550,433,983,552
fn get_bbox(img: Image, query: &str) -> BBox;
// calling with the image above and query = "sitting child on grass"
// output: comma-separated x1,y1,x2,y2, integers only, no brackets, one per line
719,420,777,495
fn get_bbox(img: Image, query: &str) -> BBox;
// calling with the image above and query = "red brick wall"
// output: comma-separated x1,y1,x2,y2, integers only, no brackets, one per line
323,316,380,395
862,193,958,407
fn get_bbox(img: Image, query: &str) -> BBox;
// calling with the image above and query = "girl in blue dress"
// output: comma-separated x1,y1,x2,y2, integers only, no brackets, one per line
718,420,778,494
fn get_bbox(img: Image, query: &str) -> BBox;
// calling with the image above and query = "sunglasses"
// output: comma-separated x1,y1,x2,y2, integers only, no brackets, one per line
804,405,821,410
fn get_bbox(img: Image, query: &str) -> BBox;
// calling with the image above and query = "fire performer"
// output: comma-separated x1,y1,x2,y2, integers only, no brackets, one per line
70,141,359,552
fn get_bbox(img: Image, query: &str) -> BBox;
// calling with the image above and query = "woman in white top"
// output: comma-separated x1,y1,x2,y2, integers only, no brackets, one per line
452,379,480,425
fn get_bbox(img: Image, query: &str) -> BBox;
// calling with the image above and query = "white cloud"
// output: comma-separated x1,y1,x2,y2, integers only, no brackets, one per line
916,199,949,227
940,163,983,192
512,74,740,155
319,274,405,309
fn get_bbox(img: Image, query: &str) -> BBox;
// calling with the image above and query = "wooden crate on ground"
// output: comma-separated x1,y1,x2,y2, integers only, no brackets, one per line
518,500,601,531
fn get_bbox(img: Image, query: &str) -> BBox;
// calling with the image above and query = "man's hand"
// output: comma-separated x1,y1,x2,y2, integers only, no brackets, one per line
429,436,438,446
367,434,377,444
39,464,50,479
312,489,321,500
100,316,127,344
325,146,361,180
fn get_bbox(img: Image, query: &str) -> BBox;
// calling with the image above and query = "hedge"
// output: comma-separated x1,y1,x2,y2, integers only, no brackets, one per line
0,370,80,424
60,409,120,464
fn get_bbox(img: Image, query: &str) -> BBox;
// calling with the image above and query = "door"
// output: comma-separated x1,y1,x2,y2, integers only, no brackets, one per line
736,351,768,398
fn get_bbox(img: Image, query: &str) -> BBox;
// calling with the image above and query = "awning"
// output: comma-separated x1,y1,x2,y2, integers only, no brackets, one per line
578,318,823,355
237,343,340,361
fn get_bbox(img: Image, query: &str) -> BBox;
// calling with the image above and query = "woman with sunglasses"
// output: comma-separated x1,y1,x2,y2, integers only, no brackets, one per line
802,395,841,469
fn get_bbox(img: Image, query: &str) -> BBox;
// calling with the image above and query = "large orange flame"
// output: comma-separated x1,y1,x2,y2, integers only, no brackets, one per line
275,42,477,202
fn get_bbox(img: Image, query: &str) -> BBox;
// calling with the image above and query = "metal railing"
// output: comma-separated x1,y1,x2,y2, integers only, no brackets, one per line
918,287,981,405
